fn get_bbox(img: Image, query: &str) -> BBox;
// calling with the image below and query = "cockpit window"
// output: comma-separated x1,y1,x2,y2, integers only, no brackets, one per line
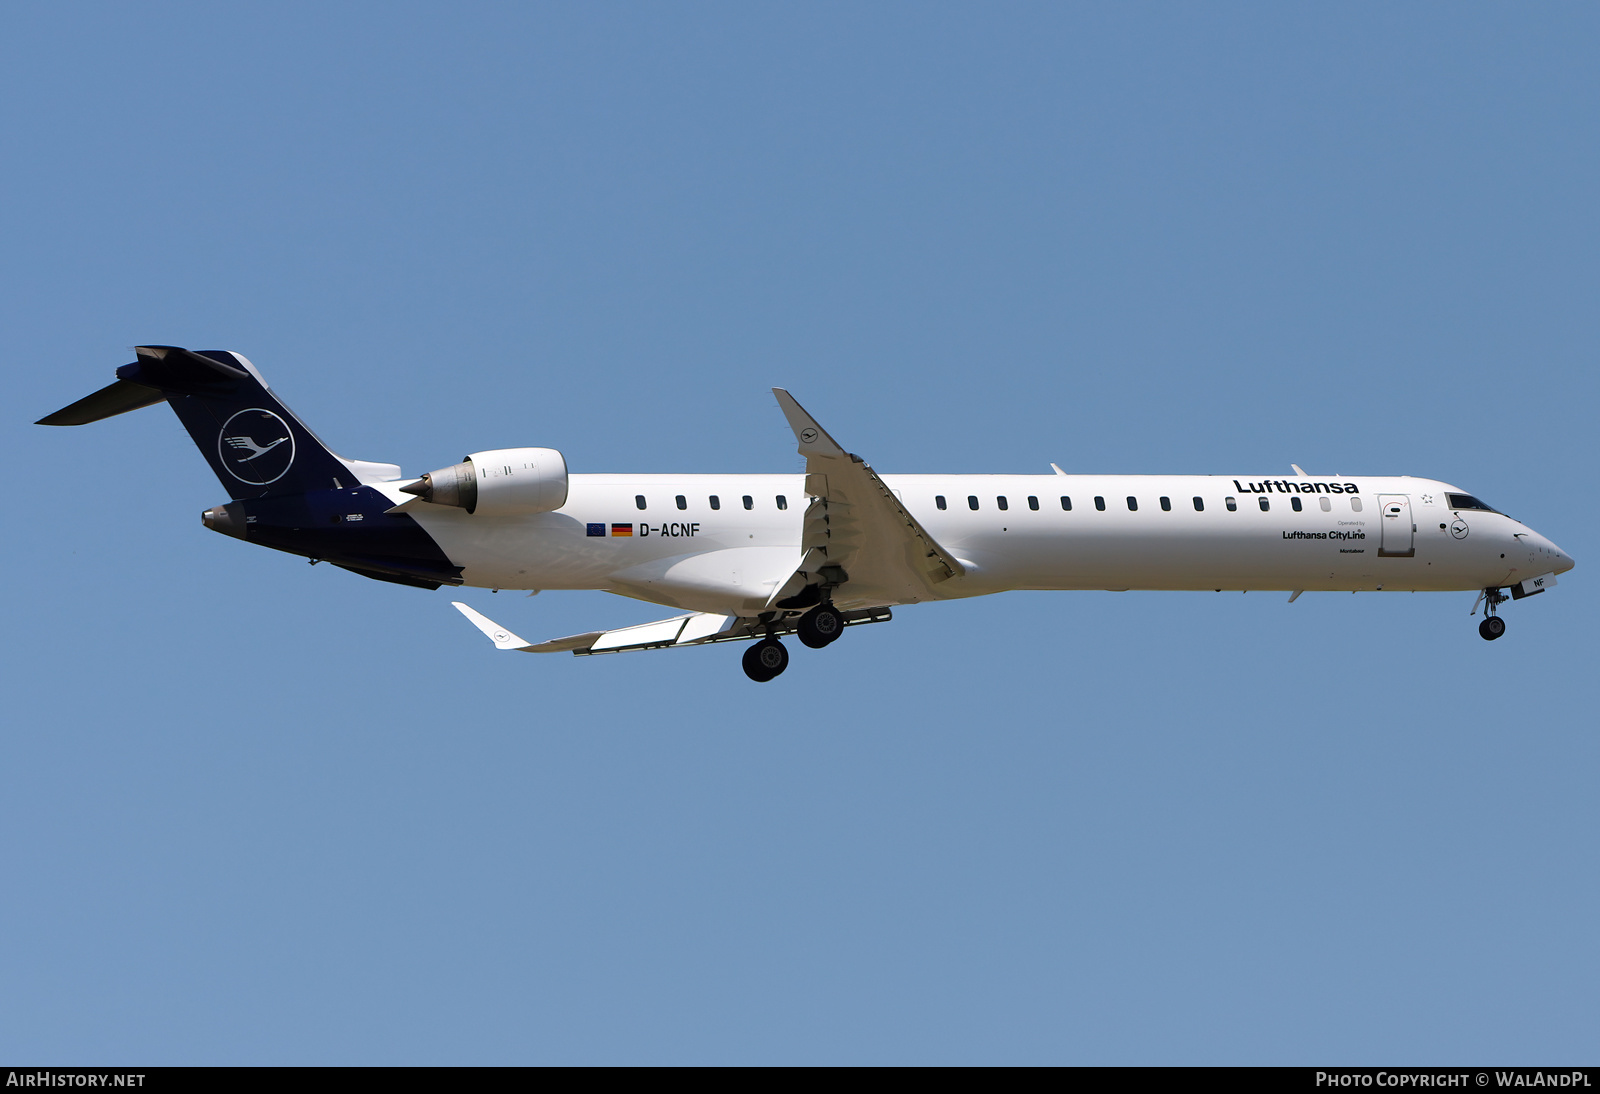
1447,493,1499,514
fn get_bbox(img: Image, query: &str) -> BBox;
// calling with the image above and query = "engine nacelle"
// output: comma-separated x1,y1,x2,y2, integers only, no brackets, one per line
401,447,568,516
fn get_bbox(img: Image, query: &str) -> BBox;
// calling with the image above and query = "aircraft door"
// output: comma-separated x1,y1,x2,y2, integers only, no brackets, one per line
1378,494,1415,557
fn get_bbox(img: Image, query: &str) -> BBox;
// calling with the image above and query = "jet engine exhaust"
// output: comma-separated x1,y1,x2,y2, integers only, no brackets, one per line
401,461,478,513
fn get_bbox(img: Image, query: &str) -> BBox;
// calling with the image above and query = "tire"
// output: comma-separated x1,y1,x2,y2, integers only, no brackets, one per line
742,638,789,681
1479,616,1506,641
796,604,843,649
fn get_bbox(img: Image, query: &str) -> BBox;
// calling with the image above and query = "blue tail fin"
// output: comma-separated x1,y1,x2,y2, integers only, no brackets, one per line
115,345,367,500
40,346,460,589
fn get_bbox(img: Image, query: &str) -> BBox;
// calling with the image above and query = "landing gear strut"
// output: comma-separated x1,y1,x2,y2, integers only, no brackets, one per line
796,603,844,649
1477,587,1508,641
742,638,789,682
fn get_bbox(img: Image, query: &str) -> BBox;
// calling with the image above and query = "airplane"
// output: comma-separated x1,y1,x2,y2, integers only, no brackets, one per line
39,345,1575,681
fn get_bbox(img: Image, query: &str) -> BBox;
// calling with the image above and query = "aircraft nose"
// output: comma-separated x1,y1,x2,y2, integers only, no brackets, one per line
1530,529,1575,575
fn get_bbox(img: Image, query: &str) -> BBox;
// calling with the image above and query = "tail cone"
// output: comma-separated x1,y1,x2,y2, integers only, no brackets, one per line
202,503,247,540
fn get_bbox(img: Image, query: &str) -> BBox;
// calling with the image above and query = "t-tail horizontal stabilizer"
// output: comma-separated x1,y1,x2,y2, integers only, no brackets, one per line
450,602,892,656
37,378,166,426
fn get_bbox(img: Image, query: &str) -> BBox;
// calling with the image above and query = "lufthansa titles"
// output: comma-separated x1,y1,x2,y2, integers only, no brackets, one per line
1282,530,1366,540
1235,478,1359,494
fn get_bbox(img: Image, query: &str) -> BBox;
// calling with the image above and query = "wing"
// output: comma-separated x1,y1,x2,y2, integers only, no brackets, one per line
767,389,964,610
452,602,891,655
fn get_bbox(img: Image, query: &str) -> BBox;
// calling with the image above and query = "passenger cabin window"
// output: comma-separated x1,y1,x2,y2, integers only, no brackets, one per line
635,494,647,510
709,495,721,510
1094,496,1106,511
1060,496,1072,511
968,496,980,510
1290,496,1301,512
1350,496,1363,513
1027,496,1039,510
1126,496,1138,511
1192,497,1204,512
1319,496,1332,512
1446,493,1499,513
936,495,947,510
1258,496,1270,511
776,495,788,510
1226,497,1237,512
1160,496,1171,511
676,495,687,510
743,495,753,510
997,496,1008,511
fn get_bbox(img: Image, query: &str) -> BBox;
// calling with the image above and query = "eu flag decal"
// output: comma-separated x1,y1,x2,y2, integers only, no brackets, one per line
611,523,633,537
586,523,606,537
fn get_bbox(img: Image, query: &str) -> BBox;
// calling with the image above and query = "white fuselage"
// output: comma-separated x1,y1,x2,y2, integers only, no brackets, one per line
374,473,1573,615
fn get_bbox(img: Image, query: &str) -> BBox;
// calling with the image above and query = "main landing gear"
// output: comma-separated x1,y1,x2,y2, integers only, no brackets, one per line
741,603,845,682
796,603,843,649
1476,587,1508,641
742,638,789,682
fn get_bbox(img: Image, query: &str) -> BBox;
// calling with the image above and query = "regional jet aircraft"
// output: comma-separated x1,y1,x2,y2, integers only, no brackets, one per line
40,347,1575,681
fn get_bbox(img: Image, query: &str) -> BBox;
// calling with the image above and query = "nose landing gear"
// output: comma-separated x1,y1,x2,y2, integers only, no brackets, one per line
1474,586,1509,641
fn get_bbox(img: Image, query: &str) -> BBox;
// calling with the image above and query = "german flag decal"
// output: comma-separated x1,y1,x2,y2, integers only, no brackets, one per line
611,523,634,537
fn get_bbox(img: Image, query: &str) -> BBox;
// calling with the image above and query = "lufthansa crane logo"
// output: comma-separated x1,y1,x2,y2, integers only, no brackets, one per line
218,408,296,485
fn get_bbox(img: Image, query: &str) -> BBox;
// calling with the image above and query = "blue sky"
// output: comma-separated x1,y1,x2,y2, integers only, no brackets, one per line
2,2,1595,1064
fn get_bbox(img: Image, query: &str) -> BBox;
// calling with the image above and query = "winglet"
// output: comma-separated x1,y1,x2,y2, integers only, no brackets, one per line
1050,463,1067,476
1291,464,1309,477
452,601,534,650
772,389,851,460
